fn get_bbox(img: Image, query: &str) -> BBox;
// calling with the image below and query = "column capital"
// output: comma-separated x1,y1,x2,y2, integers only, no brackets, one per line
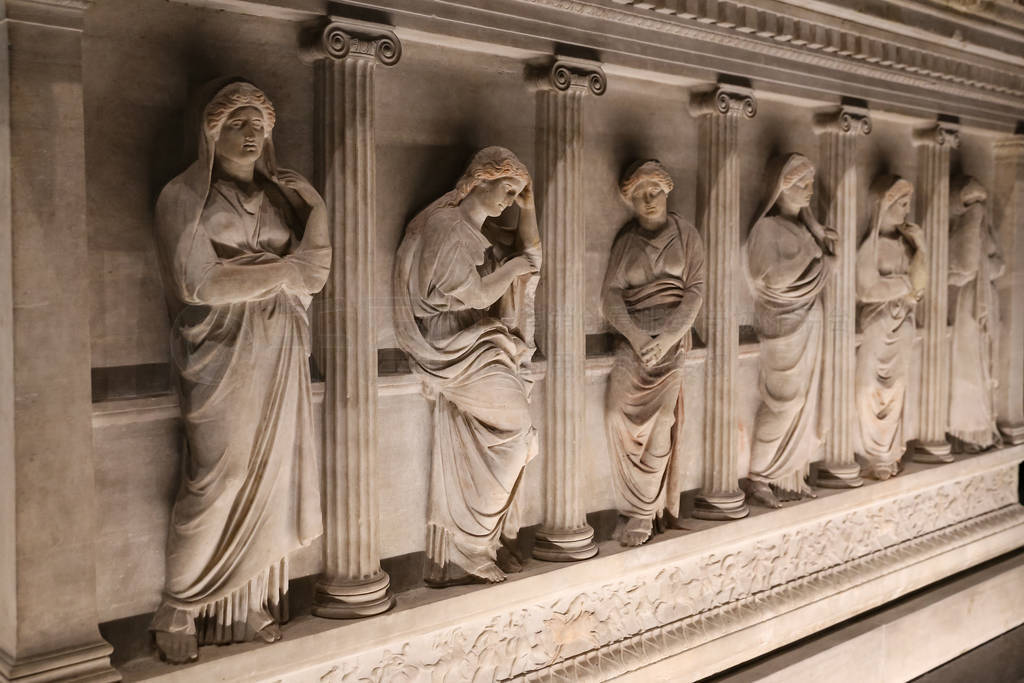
689,84,757,119
534,57,607,96
813,104,872,136
912,121,960,149
3,0,92,30
300,18,402,66
994,135,1024,157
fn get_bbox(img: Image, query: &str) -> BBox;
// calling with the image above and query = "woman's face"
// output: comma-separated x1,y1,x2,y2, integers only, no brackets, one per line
629,179,668,223
215,106,266,168
471,176,528,217
780,171,814,210
882,192,912,226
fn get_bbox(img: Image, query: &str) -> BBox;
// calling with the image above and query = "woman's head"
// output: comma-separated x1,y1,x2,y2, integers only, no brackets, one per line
777,155,815,211
453,147,531,216
872,176,914,228
620,160,673,223
203,82,276,171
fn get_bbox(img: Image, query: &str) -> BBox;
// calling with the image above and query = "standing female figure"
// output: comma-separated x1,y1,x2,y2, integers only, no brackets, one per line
745,154,836,508
151,81,331,662
601,161,705,546
854,176,927,479
948,176,1004,452
394,147,541,586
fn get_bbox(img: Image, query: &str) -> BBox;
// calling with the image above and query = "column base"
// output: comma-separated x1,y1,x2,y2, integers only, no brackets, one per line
813,462,864,489
692,490,749,521
911,439,954,464
0,642,119,683
312,571,395,619
532,525,598,562
998,421,1024,446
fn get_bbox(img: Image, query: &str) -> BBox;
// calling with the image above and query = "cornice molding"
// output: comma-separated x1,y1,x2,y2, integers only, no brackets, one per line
3,0,91,30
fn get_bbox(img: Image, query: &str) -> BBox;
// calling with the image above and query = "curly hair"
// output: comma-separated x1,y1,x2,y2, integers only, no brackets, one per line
451,146,531,205
204,82,277,141
619,160,674,201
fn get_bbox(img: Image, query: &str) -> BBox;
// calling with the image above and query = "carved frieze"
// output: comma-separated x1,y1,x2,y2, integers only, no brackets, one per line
295,461,1022,682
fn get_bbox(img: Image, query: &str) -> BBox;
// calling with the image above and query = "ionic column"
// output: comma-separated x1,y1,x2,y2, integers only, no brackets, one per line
993,136,1024,445
912,122,959,463
689,85,756,521
532,60,605,562
813,106,872,488
302,19,400,618
0,2,118,680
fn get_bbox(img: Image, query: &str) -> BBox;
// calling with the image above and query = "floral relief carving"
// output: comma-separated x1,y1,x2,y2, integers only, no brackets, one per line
305,466,1019,682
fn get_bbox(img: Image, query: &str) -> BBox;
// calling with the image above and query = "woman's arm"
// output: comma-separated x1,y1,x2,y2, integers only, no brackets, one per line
855,240,913,304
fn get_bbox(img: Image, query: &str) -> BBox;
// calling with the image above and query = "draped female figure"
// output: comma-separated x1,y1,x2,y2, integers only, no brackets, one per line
394,147,541,586
601,161,705,546
948,177,1004,451
854,176,926,479
745,154,836,508
150,81,331,662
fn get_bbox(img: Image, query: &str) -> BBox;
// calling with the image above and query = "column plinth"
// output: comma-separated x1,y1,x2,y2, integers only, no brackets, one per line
689,85,756,521
305,19,400,619
911,122,959,463
533,59,605,562
813,106,871,488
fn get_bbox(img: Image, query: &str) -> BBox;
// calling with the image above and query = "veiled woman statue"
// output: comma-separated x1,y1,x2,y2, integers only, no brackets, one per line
745,154,836,508
394,147,541,586
854,176,926,479
150,81,331,663
601,161,705,546
948,176,1004,452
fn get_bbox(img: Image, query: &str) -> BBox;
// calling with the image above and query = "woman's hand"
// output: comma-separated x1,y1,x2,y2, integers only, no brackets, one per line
506,255,537,277
277,170,325,210
639,337,665,368
515,182,535,211
820,226,839,256
897,222,926,251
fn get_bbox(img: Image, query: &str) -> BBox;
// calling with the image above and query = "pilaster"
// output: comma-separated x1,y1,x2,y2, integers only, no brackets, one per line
912,121,959,463
812,105,872,488
0,1,118,680
532,58,605,562
689,84,756,520
302,18,399,618
993,136,1024,445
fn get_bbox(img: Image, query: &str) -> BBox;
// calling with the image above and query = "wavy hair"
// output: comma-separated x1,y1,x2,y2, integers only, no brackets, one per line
203,82,277,142
619,160,674,202
447,146,531,206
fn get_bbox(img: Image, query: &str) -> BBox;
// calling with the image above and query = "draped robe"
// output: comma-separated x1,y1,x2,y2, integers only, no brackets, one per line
948,201,1003,447
151,155,330,641
854,233,918,471
394,202,539,584
601,214,704,522
746,214,832,492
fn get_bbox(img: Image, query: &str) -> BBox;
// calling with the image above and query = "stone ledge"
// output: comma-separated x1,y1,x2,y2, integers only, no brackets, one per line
114,446,1024,682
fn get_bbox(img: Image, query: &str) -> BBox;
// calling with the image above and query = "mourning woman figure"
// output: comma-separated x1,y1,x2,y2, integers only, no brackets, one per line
601,161,705,545
150,81,331,662
394,147,541,586
948,176,1004,452
745,154,836,508
854,176,926,479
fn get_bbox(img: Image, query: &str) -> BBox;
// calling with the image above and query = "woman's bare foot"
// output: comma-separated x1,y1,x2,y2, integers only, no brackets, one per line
155,631,198,664
620,516,652,547
471,562,507,583
797,481,817,499
255,623,282,643
747,481,782,508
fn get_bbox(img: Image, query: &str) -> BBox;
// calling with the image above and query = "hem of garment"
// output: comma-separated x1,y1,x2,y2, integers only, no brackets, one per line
150,557,289,645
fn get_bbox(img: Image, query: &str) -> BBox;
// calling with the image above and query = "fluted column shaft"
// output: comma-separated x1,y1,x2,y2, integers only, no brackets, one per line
533,60,604,562
993,137,1024,444
912,123,959,463
307,21,400,618
691,86,755,521
814,108,871,488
